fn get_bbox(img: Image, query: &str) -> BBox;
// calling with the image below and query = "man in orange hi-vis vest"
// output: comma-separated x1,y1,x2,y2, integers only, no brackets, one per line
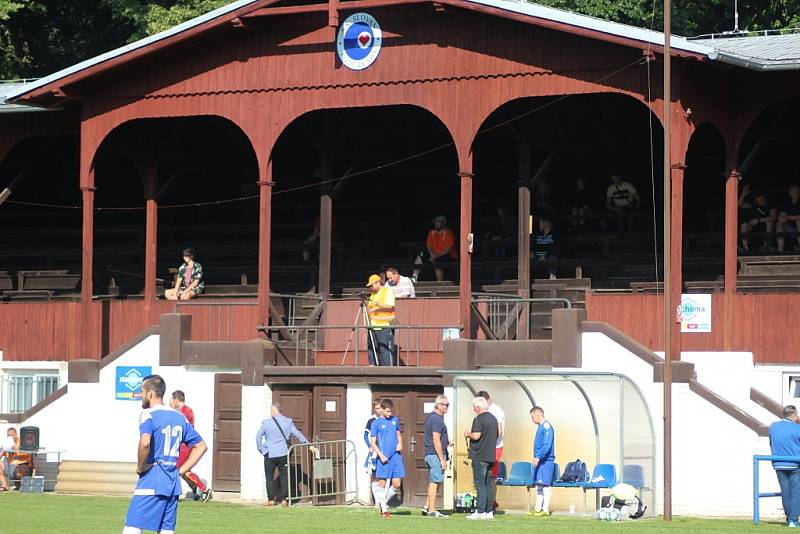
366,274,396,366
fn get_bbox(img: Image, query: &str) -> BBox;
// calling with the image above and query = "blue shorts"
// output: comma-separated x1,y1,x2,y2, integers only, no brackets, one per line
425,454,444,484
532,460,555,487
125,493,178,531
375,453,405,480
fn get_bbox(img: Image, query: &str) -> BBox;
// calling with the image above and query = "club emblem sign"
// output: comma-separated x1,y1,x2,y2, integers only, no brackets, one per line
336,13,382,71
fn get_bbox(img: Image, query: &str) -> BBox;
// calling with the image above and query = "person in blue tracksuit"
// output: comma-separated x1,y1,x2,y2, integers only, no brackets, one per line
530,406,555,517
769,405,800,527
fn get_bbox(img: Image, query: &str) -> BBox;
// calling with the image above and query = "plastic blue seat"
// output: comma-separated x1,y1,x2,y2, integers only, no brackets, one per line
502,461,534,487
622,464,645,489
551,463,560,484
552,461,587,487
496,461,508,484
581,464,617,489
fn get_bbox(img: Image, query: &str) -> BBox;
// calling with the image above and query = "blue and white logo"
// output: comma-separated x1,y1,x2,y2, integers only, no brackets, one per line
115,365,152,401
336,13,382,71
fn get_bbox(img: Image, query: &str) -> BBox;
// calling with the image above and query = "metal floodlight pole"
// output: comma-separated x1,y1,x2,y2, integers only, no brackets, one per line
662,0,673,522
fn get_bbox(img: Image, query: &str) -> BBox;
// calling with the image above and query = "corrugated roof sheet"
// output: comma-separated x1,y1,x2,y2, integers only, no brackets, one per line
694,32,800,70
0,81,44,113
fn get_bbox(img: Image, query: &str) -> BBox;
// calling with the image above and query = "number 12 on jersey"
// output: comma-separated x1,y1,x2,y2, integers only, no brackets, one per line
162,425,183,457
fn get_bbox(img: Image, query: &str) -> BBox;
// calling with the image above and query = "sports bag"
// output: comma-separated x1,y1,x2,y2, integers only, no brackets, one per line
560,459,588,483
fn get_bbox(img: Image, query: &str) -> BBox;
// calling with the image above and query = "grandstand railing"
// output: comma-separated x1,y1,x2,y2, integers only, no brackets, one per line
175,300,258,341
258,324,461,366
752,454,800,524
286,439,359,505
471,293,571,340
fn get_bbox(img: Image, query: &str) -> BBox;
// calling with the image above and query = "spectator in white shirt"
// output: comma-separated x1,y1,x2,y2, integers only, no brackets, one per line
385,266,415,298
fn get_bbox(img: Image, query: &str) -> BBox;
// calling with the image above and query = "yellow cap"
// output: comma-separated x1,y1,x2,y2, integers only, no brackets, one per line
366,274,381,286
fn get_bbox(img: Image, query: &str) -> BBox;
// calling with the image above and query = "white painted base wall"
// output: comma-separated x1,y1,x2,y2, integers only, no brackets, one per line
13,335,238,494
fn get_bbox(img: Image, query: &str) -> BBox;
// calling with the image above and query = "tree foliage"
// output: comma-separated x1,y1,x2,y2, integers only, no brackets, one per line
0,0,798,80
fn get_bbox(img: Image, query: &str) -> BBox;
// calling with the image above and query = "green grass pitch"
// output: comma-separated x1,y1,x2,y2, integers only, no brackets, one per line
0,493,790,533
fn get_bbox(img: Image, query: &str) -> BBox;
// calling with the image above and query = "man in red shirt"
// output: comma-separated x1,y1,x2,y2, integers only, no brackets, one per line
170,390,212,501
413,215,459,282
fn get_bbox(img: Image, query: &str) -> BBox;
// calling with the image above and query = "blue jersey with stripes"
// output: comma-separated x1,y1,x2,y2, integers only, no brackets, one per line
533,419,555,462
370,415,401,458
136,405,202,496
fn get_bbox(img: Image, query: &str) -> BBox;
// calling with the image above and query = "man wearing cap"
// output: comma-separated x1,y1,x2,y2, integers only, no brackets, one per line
413,215,458,282
366,274,396,366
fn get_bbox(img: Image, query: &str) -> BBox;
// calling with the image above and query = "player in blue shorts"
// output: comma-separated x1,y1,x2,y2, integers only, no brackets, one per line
370,398,404,518
122,375,208,534
529,405,555,517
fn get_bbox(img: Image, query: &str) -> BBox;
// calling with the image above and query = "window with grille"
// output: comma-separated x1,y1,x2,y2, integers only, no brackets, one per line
1,375,60,413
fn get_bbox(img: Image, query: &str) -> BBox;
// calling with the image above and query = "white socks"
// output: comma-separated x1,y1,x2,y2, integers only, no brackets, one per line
160,531,175,534
122,528,141,534
535,486,552,512
386,485,397,503
372,482,388,512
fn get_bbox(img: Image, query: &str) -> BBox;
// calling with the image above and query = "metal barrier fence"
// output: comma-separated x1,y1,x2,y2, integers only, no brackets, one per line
471,293,571,340
260,324,461,366
287,440,358,505
753,454,800,524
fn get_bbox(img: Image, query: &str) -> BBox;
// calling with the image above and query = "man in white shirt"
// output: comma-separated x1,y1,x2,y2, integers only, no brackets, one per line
605,173,641,212
385,266,415,298
478,391,505,511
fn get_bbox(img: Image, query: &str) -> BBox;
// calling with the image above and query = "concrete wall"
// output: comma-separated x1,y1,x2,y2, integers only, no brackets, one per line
14,335,237,493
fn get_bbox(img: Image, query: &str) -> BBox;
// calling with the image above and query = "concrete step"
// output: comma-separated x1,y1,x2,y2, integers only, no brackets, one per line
56,460,137,496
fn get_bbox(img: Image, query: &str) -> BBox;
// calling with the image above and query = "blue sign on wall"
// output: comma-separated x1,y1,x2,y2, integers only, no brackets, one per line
115,366,152,401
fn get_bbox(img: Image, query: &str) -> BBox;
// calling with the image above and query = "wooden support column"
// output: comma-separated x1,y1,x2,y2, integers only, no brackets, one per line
517,142,532,340
723,169,740,350
670,162,686,361
257,163,274,330
143,159,158,322
80,176,96,359
459,170,473,338
517,143,531,301
319,186,333,299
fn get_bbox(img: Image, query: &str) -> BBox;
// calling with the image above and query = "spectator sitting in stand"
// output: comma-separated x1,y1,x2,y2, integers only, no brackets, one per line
778,185,800,252
413,215,458,282
605,173,641,232
533,217,559,280
484,206,514,258
739,184,777,252
165,248,204,300
569,178,592,232
385,266,415,298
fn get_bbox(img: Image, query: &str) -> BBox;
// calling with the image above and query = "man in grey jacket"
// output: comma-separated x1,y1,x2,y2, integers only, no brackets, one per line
255,403,312,506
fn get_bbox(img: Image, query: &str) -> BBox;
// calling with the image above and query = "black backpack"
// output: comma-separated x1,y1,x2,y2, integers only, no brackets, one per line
560,459,588,483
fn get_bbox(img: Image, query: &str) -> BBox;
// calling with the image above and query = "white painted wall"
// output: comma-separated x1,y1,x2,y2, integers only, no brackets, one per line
240,384,269,500
14,335,238,493
346,384,372,505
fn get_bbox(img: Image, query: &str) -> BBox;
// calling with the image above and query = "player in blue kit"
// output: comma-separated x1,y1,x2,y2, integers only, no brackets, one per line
529,405,555,517
370,398,404,518
122,375,208,534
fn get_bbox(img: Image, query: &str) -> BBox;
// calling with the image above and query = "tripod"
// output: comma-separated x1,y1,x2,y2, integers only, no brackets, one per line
340,292,379,365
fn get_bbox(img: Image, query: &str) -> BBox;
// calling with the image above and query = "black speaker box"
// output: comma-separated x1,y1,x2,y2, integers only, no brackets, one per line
20,426,39,450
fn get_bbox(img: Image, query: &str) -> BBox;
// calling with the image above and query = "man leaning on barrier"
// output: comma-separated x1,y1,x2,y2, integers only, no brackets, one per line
769,405,800,528
255,403,315,507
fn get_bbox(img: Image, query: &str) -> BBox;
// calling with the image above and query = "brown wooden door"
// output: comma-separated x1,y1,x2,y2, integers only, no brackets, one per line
272,386,313,501
212,374,241,492
372,386,443,507
312,386,347,504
